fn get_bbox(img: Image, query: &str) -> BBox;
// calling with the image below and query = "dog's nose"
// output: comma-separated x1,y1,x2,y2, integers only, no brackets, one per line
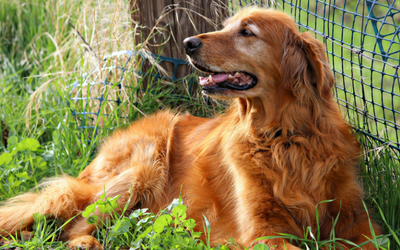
183,37,202,54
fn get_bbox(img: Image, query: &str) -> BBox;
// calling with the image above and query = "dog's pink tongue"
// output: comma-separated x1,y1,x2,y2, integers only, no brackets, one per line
199,73,230,86
212,73,229,82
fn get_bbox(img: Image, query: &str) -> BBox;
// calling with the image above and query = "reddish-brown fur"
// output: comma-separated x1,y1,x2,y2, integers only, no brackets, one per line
0,7,380,250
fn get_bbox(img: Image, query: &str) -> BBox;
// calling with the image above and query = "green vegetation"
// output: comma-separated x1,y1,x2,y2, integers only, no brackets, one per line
79,195,228,250
0,0,399,249
360,137,400,249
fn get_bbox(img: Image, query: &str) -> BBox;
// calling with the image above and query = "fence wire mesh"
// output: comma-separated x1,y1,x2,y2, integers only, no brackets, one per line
233,0,400,155
69,51,196,143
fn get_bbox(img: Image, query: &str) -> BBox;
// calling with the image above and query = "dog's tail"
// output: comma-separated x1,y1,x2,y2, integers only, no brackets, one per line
0,176,100,236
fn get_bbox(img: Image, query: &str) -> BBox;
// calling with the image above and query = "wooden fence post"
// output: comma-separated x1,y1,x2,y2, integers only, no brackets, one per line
130,0,229,77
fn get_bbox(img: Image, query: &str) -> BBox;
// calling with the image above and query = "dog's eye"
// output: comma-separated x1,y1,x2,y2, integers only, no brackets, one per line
238,29,254,37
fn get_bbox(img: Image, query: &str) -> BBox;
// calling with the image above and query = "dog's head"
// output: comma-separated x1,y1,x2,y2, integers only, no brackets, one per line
184,7,334,103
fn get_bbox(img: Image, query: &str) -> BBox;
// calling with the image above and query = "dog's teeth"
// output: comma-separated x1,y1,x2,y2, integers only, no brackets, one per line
208,75,213,82
228,74,233,78
235,72,240,76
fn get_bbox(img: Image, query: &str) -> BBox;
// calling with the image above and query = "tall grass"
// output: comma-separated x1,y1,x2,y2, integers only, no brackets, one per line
0,0,89,193
360,136,400,248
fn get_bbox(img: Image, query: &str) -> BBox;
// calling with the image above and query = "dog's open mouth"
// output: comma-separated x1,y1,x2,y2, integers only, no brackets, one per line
199,72,257,94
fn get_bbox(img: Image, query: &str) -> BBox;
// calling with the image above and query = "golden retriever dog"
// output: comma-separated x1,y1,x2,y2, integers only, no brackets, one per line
0,7,381,250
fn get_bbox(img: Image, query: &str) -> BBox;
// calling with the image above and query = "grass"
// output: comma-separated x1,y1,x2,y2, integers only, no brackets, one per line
0,0,399,249
360,136,400,249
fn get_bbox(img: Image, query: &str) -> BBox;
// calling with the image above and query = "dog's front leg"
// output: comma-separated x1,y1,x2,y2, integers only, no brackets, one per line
239,221,303,250
230,175,302,250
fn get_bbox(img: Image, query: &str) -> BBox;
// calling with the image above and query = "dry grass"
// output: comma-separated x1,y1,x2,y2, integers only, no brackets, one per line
25,0,153,128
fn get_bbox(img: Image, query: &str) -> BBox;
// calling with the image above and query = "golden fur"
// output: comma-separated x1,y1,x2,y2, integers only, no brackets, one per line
0,7,380,250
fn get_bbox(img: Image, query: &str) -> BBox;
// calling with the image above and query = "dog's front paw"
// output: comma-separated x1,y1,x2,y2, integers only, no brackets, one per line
251,239,302,250
68,236,103,250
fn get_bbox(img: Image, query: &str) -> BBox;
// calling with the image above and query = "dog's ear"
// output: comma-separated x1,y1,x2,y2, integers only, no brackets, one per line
280,31,334,100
